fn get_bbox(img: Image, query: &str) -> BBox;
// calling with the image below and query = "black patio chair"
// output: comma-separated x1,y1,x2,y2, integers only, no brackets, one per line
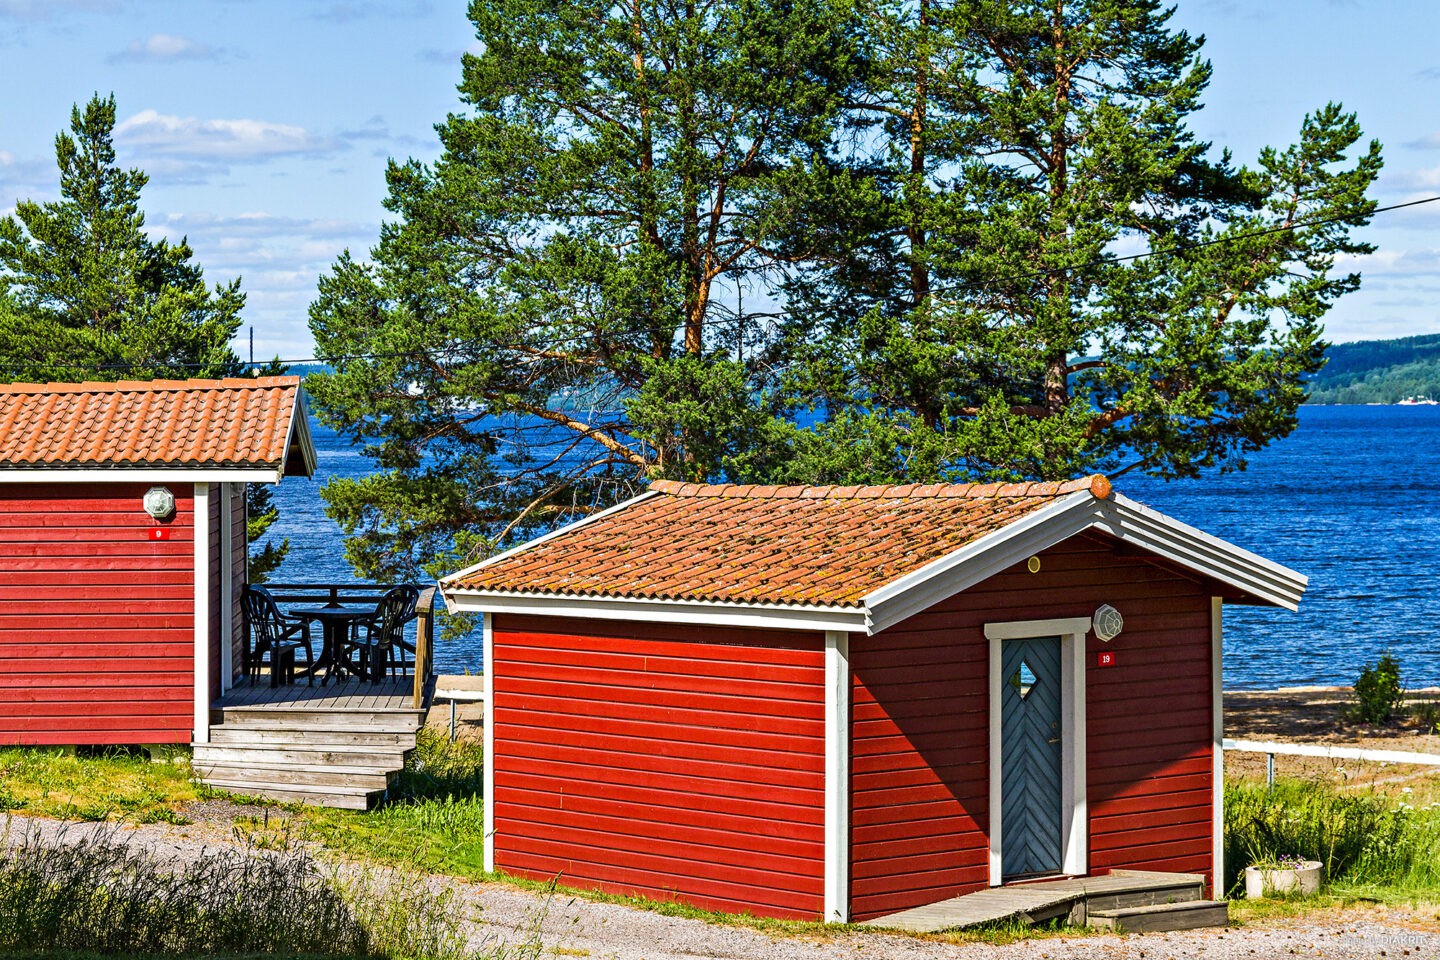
338,585,420,683
242,584,315,687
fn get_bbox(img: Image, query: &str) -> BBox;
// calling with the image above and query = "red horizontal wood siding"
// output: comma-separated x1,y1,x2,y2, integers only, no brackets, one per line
0,482,195,746
491,614,826,919
849,531,1216,921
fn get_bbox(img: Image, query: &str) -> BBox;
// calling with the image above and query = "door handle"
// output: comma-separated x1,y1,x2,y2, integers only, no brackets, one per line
1047,737,1061,744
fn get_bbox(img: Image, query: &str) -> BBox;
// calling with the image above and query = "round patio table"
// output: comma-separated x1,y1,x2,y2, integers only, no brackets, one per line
288,605,372,683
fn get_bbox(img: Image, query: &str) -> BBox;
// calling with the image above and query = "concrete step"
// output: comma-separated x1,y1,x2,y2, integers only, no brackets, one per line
1087,899,1229,934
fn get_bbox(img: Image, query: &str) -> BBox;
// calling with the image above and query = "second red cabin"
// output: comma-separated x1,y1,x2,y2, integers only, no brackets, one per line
442,475,1306,923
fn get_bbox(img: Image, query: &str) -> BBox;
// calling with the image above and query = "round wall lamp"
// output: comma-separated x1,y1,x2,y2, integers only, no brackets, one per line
1026,556,1041,573
1093,604,1124,642
143,485,176,521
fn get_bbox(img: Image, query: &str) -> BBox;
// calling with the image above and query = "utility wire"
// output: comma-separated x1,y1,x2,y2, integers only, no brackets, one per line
928,194,1436,297
0,193,1432,378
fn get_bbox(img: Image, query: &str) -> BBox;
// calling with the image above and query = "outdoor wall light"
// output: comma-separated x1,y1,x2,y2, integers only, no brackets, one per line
143,485,176,520
1093,603,1124,642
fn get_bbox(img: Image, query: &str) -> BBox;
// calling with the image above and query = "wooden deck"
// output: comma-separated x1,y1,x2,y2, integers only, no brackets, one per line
858,870,1216,933
214,677,423,714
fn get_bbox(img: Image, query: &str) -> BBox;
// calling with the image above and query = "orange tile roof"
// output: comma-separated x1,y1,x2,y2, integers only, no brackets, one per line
447,475,1112,609
0,377,307,472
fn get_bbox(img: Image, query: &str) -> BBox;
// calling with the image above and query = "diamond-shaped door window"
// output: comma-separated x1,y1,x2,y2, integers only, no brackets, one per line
1011,659,1038,700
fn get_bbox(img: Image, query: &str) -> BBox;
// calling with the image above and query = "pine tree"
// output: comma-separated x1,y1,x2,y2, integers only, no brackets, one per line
0,94,244,381
307,0,861,580
779,0,1382,482
0,95,287,579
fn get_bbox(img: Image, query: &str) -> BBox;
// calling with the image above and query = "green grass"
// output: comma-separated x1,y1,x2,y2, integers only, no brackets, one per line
0,747,200,823
236,730,490,877
1225,777,1440,901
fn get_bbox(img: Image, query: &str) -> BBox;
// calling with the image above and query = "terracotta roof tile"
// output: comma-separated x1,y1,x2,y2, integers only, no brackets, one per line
449,475,1113,609
0,377,303,470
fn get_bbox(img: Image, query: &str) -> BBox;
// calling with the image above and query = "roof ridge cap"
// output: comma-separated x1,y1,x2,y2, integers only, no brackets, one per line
646,474,1113,499
0,376,301,395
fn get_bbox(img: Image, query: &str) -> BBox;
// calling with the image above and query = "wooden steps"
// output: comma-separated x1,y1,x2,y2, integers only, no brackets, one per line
859,870,1225,934
192,679,426,810
1087,899,1229,933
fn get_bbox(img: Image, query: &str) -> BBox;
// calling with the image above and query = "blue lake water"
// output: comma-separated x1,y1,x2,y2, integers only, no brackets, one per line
269,405,1440,689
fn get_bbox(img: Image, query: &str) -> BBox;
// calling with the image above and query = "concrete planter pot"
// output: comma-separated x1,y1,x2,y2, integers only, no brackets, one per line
1245,860,1323,899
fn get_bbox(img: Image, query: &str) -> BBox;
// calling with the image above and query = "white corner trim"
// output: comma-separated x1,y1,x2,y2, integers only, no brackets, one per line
482,612,496,874
823,630,851,923
1065,626,1088,878
192,482,211,745
219,483,234,692
442,490,663,586
1211,596,1224,896
988,635,1003,886
445,590,869,634
987,618,1089,886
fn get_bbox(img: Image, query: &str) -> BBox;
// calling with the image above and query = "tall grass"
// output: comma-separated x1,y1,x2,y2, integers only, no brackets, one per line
0,822,525,959
238,731,491,879
1225,779,1440,896
392,729,485,802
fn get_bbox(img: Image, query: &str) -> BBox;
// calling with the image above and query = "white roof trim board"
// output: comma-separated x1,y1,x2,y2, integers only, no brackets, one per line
442,486,1309,634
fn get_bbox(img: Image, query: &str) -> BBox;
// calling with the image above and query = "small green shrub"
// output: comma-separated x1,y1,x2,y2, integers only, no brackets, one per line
1350,653,1404,724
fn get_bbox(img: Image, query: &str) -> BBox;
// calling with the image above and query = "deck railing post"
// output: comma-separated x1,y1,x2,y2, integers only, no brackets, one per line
414,587,436,709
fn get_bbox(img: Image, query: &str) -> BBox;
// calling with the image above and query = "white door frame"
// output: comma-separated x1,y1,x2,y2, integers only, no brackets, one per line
986,617,1090,886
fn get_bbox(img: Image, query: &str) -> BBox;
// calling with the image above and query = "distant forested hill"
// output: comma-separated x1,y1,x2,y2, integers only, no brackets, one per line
1307,334,1440,404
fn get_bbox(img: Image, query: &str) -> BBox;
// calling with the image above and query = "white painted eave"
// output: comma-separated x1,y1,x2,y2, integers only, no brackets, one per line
863,491,1101,634
1095,493,1308,611
284,389,320,479
441,488,1309,637
0,466,286,483
444,588,869,634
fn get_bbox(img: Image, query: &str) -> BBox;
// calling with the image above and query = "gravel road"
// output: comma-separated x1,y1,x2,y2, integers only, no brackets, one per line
5,813,1438,960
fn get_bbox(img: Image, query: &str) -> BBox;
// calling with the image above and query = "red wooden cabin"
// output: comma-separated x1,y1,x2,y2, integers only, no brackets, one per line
0,377,316,748
442,475,1306,923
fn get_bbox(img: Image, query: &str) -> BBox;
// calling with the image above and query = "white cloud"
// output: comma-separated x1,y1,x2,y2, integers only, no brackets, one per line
140,210,382,359
108,33,225,64
1404,132,1440,151
115,109,341,163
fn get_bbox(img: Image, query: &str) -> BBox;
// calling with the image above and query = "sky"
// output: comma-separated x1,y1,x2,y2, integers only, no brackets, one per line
1,0,1438,362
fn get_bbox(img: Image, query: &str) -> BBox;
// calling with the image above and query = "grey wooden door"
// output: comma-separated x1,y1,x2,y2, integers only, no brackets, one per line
1000,635,1064,879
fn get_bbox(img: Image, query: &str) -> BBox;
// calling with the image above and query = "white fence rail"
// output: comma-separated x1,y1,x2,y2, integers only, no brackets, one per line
1223,737,1440,785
